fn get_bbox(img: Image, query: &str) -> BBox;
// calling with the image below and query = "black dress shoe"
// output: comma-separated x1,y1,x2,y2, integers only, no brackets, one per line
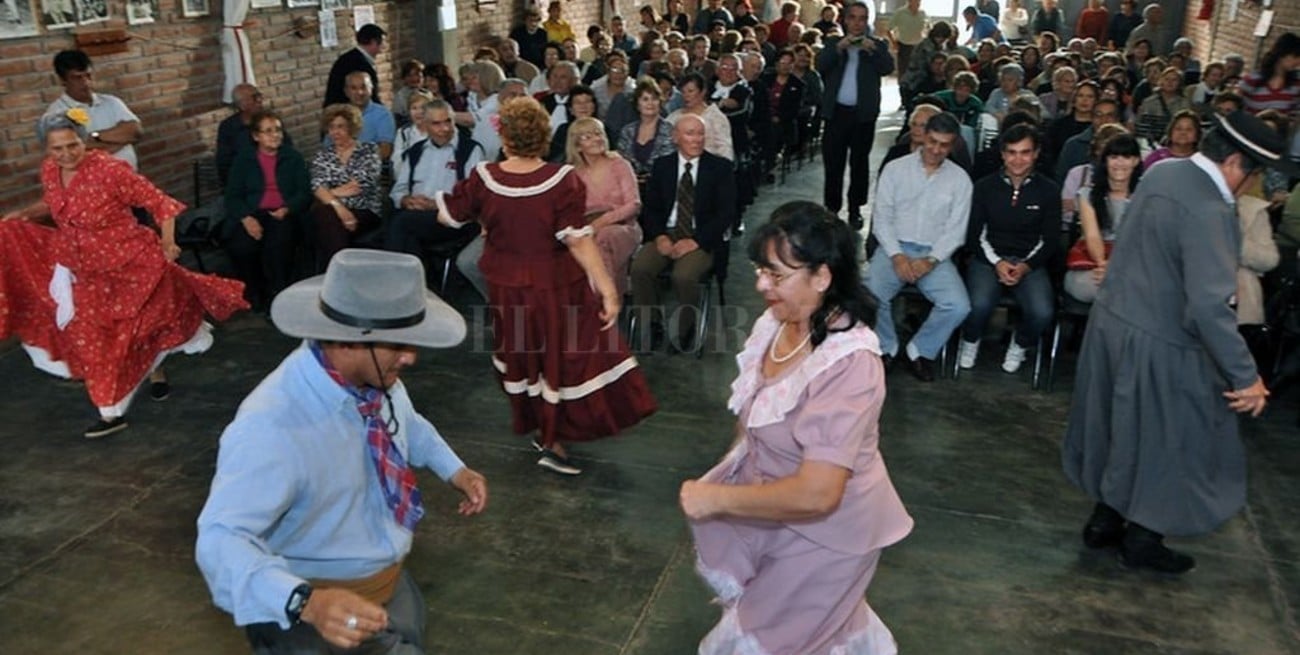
1081,503,1125,549
907,356,936,382
1119,523,1196,574
85,417,128,439
150,381,171,402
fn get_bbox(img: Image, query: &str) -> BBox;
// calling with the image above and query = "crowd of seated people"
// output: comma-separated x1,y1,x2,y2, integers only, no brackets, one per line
198,5,1298,372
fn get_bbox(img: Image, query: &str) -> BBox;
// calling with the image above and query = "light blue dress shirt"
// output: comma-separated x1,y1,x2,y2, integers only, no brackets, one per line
872,151,973,262
196,342,466,629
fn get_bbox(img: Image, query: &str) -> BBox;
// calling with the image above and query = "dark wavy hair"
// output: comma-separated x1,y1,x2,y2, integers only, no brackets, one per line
1089,134,1142,232
747,201,878,348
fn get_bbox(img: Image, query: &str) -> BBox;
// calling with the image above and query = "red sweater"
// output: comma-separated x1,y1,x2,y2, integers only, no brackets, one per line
1075,8,1109,43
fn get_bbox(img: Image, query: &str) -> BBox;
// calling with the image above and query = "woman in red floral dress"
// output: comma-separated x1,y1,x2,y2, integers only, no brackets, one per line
434,97,656,475
0,110,248,438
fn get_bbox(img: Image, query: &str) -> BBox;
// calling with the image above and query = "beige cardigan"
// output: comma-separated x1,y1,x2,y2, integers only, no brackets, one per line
1236,195,1279,325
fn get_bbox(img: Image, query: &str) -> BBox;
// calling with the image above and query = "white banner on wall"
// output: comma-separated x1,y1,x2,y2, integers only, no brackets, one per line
353,3,374,28
319,8,338,47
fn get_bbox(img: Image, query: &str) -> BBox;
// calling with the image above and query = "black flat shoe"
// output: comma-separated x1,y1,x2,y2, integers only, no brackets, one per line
150,381,170,401
85,417,128,439
1081,503,1126,549
907,356,936,382
1119,523,1196,574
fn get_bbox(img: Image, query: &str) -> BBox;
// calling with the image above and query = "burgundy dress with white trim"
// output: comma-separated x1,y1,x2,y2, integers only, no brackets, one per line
0,151,248,415
436,161,656,445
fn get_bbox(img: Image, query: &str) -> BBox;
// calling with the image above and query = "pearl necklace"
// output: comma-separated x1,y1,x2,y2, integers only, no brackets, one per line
768,322,813,363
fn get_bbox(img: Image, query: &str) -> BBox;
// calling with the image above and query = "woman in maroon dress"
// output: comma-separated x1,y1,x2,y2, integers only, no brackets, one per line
0,110,247,438
435,97,656,475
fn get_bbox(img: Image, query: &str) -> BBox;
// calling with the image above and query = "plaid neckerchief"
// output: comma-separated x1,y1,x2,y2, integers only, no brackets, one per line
309,341,424,532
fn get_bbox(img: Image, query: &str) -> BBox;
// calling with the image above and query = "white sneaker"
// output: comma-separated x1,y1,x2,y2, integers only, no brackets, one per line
1002,342,1028,373
957,340,980,369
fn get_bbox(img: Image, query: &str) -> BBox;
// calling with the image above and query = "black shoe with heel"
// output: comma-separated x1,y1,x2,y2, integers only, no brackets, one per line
1119,522,1196,574
1081,502,1125,549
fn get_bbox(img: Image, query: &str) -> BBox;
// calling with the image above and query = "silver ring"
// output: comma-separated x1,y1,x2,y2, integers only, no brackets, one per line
345,615,358,630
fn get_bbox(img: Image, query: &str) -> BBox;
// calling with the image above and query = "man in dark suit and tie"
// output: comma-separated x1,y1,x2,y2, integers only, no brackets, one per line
817,1,893,229
324,23,385,107
631,114,737,352
535,61,578,136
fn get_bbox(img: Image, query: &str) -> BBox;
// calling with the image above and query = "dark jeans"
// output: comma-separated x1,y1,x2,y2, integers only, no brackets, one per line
223,209,298,309
245,570,425,654
311,202,381,273
896,43,915,86
960,259,1055,347
822,105,877,216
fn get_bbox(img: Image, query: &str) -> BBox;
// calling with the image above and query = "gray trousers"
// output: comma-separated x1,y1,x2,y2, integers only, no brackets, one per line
245,570,425,655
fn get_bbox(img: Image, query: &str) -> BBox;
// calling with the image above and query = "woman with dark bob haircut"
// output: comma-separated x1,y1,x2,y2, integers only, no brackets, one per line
680,201,912,654
432,96,656,476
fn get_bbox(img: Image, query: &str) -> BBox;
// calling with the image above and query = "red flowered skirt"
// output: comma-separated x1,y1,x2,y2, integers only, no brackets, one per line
0,221,247,408
488,278,657,446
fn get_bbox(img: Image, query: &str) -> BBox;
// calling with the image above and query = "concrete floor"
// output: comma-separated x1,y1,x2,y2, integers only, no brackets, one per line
2,96,1299,655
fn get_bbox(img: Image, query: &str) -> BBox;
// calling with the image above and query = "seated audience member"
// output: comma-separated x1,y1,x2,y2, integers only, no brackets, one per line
907,52,951,109
970,110,1039,181
985,63,1037,122
957,124,1060,374
333,71,396,161
222,110,312,311
1187,61,1227,107
1060,122,1129,232
618,80,677,188
1212,90,1245,116
392,90,435,170
393,59,426,128
424,63,459,105
1235,192,1279,335
935,71,986,128
1135,66,1193,144
610,13,640,54
591,51,633,119
454,60,507,160
1037,66,1077,121
543,1,577,45
865,112,973,382
528,41,568,95
1044,80,1098,175
1064,134,1142,303
880,103,973,173
710,54,753,157
1142,109,1201,169
311,104,384,272
549,85,599,162
216,83,294,187
667,73,734,161
1056,97,1122,182
1236,32,1300,115
631,115,737,351
1276,182,1300,284
499,37,542,84
685,35,718,82
568,117,643,297
384,100,486,264
537,60,579,135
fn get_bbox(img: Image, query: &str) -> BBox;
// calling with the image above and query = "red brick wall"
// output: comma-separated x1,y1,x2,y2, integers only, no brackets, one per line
1183,0,1300,69
0,0,608,212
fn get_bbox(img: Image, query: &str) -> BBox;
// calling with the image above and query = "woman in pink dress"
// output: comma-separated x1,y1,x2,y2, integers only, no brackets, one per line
435,97,656,476
680,201,913,654
0,110,247,438
566,116,643,298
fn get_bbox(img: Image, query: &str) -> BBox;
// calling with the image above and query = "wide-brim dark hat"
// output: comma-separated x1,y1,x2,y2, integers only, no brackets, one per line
1213,110,1300,179
271,249,466,348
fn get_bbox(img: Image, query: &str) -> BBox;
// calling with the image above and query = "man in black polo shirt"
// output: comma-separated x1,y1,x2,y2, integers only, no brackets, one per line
956,123,1060,374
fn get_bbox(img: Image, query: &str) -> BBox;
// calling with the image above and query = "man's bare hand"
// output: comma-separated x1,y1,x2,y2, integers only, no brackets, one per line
300,588,388,650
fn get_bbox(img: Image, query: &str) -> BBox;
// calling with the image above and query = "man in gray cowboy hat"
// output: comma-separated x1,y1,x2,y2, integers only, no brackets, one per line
196,249,489,653
1062,111,1299,574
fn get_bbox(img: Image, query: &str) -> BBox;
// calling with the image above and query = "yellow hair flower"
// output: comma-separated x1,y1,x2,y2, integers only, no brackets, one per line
66,108,91,127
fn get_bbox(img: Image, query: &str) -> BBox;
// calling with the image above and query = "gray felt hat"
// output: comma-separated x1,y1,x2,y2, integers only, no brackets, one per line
271,249,466,348
1213,110,1300,179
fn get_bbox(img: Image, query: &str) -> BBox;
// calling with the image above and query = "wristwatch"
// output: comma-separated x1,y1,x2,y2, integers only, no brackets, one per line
285,583,313,624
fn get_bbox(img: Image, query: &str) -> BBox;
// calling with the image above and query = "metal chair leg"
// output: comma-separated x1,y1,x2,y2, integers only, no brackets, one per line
1031,333,1046,390
695,283,712,359
1047,322,1063,392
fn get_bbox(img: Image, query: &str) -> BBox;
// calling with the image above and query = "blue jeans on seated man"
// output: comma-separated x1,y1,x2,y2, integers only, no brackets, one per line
864,242,971,360
959,258,1054,347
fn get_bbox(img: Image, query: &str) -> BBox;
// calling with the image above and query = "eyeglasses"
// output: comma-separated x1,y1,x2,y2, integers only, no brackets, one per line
258,126,283,134
753,265,801,285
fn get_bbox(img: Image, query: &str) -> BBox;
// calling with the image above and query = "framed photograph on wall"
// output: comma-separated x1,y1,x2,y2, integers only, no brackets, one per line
0,0,40,38
250,0,280,8
181,0,208,18
286,0,318,8
321,0,349,10
126,0,159,24
77,0,108,24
